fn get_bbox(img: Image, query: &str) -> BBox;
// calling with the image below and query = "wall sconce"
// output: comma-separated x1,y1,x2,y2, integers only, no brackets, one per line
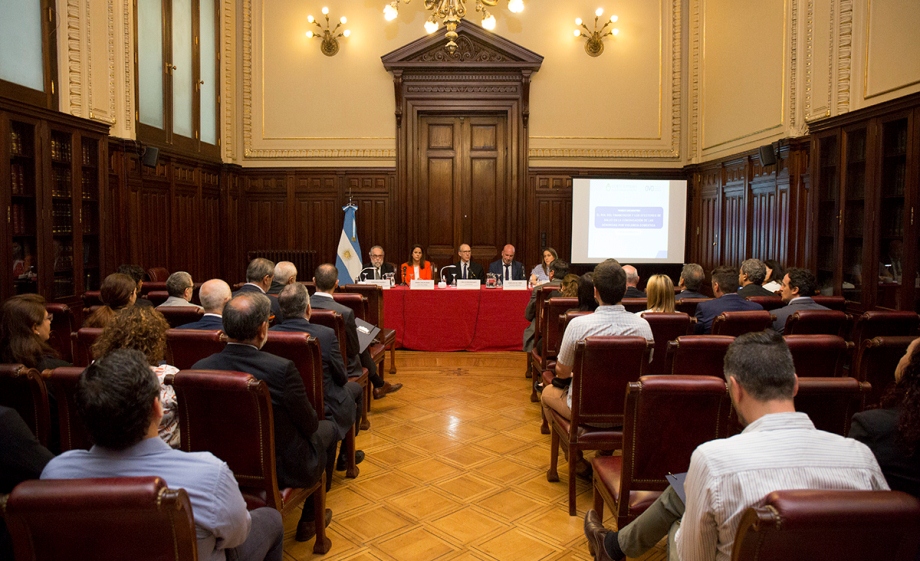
574,8,619,57
306,7,350,56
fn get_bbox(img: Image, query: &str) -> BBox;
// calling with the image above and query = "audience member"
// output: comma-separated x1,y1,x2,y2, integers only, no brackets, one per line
530,247,558,285
272,283,365,472
157,271,202,309
361,246,396,281
761,259,784,293
560,274,580,297
674,263,707,300
850,336,920,498
91,306,179,448
192,293,337,542
234,258,283,321
488,244,526,282
523,259,570,352
694,266,763,334
42,349,284,561
83,273,137,328
1,294,69,371
445,243,484,284
312,264,402,399
177,279,232,330
584,330,889,561
770,267,828,334
737,259,775,298
880,239,904,283
575,273,599,312
267,261,297,295
401,244,433,283
638,274,675,314
116,264,153,308
622,265,646,298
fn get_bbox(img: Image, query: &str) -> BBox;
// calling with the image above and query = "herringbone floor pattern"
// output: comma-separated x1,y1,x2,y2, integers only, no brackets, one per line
283,351,667,561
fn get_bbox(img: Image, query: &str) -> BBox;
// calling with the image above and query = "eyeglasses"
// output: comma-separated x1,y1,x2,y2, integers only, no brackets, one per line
370,254,384,258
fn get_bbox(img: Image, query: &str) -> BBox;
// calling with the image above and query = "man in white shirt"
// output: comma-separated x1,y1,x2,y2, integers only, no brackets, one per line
584,330,889,561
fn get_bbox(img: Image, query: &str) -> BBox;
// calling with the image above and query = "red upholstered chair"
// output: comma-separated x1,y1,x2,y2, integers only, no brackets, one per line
793,377,868,437
146,267,170,282
155,306,204,328
675,298,709,317
311,309,370,431
546,336,652,515
850,310,920,350
3,477,198,561
165,369,331,553
342,283,397,375
640,312,695,375
783,309,849,336
731,490,920,561
263,332,359,479
0,364,50,447
665,335,734,376
620,298,648,314
333,292,385,393
165,329,227,370
592,375,732,528
534,285,563,341
72,327,104,366
140,281,167,296
745,296,784,311
82,290,102,307
44,302,76,363
299,281,317,295
146,290,169,307
810,295,848,312
43,367,92,451
853,336,917,408
784,334,851,377
530,297,579,391
711,310,773,336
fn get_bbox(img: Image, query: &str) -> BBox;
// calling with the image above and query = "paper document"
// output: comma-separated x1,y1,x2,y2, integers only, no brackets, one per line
665,472,687,505
355,318,381,353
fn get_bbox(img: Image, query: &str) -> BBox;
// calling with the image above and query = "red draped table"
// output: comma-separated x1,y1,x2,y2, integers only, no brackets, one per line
382,286,532,351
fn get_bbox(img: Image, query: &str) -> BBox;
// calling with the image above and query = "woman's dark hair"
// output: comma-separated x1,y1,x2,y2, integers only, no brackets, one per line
763,260,785,284
84,273,136,328
881,339,920,455
92,305,169,365
408,244,428,270
577,273,599,312
539,247,558,277
0,294,57,369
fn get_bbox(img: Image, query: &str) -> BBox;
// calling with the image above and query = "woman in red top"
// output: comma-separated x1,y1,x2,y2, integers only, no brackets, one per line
401,244,433,283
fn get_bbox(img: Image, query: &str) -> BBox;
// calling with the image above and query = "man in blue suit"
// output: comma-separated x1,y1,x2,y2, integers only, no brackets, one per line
694,266,763,334
771,268,829,334
235,258,283,322
176,278,231,329
488,244,526,282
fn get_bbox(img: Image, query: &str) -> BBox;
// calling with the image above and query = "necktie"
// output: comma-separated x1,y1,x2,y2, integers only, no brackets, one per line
375,267,380,280
463,263,468,279
505,264,510,281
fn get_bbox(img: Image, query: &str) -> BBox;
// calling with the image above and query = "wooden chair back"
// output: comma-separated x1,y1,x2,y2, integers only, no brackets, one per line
665,335,734,376
784,309,849,336
165,329,227,370
853,336,917,407
72,327,104,366
44,366,92,451
44,302,76,363
711,310,773,336
155,306,205,329
640,312,695,375
0,364,50,447
784,334,850,377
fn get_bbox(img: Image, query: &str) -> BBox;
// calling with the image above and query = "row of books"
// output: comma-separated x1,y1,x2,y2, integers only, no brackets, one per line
9,128,30,157
9,204,32,236
50,137,73,163
52,203,74,234
9,164,31,196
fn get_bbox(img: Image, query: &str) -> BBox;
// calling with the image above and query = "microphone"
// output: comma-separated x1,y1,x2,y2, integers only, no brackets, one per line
402,264,407,285
358,266,376,281
440,264,457,283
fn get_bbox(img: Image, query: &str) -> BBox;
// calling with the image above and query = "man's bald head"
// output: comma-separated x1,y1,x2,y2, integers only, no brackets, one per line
623,265,640,287
501,244,516,265
198,279,232,314
273,261,297,285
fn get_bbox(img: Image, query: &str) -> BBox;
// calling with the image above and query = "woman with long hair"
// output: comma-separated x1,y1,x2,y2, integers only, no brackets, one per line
91,305,180,448
560,273,580,298
638,274,676,314
762,259,785,293
530,247,559,286
850,337,920,498
401,244,432,283
0,294,69,371
576,273,599,312
83,273,137,328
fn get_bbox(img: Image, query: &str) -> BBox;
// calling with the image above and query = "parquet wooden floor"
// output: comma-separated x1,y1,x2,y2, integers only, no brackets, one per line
283,351,667,561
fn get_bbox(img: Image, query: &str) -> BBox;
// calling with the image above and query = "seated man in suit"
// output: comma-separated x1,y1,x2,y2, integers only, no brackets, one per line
272,283,365,472
157,271,202,309
445,243,485,284
737,258,776,298
584,330,888,561
623,265,647,298
312,264,402,399
235,258,283,322
192,293,338,542
523,259,569,353
116,264,153,308
694,266,763,334
267,261,297,295
488,244,526,283
360,246,396,281
675,263,707,300
771,267,829,334
177,279,231,330
42,348,285,561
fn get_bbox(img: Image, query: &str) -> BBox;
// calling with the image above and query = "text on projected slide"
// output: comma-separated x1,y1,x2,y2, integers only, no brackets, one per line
589,180,670,259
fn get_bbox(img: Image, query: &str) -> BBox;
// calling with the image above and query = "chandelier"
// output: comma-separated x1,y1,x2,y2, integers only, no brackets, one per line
384,0,525,54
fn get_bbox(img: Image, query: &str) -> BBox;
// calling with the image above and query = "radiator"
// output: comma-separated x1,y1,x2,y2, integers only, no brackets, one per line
246,250,317,278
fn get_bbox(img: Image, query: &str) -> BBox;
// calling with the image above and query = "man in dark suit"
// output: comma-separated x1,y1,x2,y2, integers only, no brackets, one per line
675,263,708,300
267,261,297,295
488,244,526,282
623,265,647,298
116,264,154,308
738,259,777,298
312,264,402,400
445,243,485,284
177,278,231,329
192,293,338,542
771,268,829,334
360,246,397,281
522,259,569,354
694,266,763,334
272,283,364,472
235,257,283,321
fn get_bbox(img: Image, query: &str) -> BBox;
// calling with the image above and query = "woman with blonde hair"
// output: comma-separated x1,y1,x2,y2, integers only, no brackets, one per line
91,305,180,447
638,274,676,314
83,273,137,328
560,273,580,298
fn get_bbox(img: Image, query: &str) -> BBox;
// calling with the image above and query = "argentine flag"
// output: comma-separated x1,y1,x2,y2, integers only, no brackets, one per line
336,204,362,286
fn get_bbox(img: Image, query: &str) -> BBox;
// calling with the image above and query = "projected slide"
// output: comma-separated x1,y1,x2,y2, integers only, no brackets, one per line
589,180,670,259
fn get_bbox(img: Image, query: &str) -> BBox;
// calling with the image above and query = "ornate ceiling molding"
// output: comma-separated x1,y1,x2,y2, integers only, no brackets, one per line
223,0,235,160
689,0,702,159
65,0,83,117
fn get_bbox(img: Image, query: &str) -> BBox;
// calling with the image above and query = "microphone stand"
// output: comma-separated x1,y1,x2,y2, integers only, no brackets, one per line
440,265,457,285
357,266,376,282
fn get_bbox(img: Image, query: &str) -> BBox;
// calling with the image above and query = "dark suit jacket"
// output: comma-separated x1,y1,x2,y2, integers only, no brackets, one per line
771,297,829,334
850,407,920,498
310,294,362,377
675,289,707,300
488,260,526,281
192,344,324,488
738,284,777,298
271,318,355,439
359,262,396,281
176,313,223,330
234,283,283,321
525,280,562,322
445,261,485,284
694,293,764,334
135,298,154,308
624,286,647,299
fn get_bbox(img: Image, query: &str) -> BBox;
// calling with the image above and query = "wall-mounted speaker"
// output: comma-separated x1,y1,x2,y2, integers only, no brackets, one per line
141,146,159,168
759,144,777,167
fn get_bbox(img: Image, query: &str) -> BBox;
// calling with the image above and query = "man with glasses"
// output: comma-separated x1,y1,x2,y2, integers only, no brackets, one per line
157,271,202,309
361,246,396,281
446,243,484,284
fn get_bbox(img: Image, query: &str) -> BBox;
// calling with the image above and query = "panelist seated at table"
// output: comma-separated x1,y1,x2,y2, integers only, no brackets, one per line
489,244,526,282
361,245,397,281
444,243,485,285
529,247,558,286
401,244,434,283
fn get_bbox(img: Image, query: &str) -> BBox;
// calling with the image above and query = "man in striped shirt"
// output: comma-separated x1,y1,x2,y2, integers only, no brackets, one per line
584,330,888,561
